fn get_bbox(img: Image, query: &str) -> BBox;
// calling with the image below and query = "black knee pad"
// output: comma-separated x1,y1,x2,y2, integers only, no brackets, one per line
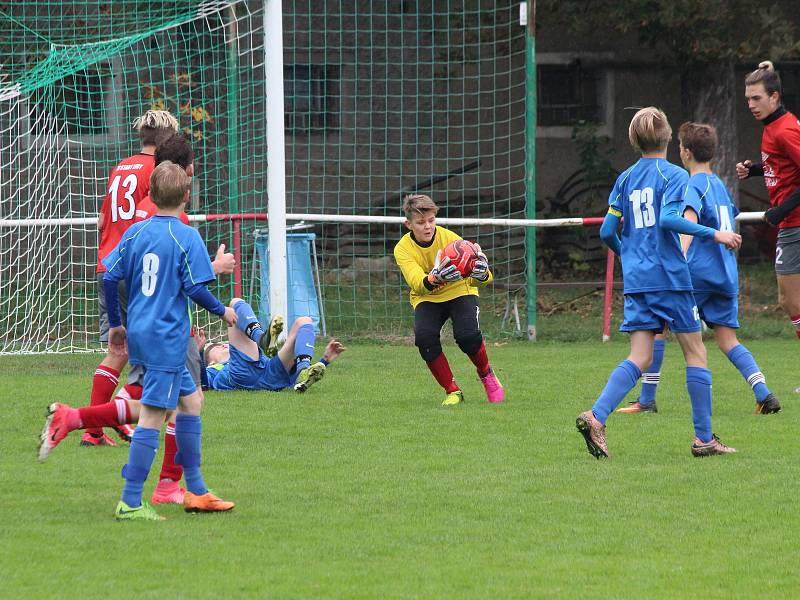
415,332,442,363
455,332,482,356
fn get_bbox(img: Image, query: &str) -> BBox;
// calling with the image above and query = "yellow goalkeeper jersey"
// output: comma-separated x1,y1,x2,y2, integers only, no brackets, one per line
393,226,493,308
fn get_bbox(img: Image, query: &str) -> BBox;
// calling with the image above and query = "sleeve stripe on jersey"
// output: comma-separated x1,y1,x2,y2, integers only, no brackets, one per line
608,207,622,217
697,175,711,209
168,221,199,285
104,219,153,273
655,160,669,182
612,164,635,205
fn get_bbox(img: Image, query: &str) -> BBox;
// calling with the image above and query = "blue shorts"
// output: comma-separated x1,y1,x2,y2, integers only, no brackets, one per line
211,345,294,391
694,291,739,329
141,367,197,410
621,291,701,334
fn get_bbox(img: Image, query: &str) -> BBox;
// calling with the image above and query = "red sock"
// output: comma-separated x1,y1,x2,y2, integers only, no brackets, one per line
426,353,460,393
159,422,183,482
86,365,120,435
78,399,131,429
468,341,492,378
791,315,800,338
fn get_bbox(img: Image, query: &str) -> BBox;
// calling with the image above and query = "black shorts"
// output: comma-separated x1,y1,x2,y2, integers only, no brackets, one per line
414,295,481,343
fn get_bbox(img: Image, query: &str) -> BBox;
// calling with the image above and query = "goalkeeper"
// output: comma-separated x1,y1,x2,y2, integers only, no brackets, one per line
393,194,504,406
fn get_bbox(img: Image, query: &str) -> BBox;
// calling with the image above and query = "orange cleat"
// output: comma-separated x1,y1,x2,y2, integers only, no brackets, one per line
184,491,235,513
617,400,658,414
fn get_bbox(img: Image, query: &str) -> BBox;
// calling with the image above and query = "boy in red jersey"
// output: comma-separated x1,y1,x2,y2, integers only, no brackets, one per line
736,61,800,342
88,110,180,447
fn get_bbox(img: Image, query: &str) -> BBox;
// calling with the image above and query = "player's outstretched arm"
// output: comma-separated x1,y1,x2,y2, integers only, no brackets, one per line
186,284,236,325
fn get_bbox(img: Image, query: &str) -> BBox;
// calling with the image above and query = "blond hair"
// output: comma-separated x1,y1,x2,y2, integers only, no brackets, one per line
133,110,180,147
402,194,438,219
628,107,672,153
150,160,190,209
744,60,782,97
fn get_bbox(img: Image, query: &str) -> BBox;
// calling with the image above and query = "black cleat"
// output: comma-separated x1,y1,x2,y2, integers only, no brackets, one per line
755,393,781,414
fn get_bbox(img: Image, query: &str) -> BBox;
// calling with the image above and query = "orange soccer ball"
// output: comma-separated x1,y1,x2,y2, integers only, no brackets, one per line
441,240,479,277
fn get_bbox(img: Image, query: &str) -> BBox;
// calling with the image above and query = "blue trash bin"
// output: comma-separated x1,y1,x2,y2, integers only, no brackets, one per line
255,232,325,334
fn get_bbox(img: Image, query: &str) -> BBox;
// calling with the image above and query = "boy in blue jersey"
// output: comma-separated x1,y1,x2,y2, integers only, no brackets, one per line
576,107,742,459
202,299,345,393
102,161,236,520
618,122,780,415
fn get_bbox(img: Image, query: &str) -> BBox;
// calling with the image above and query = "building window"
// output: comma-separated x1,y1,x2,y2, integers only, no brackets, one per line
538,61,602,127
285,64,339,133
31,67,110,136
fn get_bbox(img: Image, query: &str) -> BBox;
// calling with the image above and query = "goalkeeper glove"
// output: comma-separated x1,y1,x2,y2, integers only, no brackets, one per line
470,245,490,281
427,250,462,286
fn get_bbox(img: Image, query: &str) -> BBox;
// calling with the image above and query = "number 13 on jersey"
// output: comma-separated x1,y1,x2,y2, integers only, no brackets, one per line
629,188,655,229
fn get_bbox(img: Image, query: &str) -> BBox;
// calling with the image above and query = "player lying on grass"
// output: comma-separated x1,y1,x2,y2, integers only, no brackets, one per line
37,307,340,462
203,298,344,393
393,193,503,406
618,122,780,416
576,107,742,460
85,129,235,449
41,162,237,520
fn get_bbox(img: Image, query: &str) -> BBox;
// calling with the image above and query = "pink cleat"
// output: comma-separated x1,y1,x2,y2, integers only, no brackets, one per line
38,403,80,461
480,370,505,403
151,479,186,505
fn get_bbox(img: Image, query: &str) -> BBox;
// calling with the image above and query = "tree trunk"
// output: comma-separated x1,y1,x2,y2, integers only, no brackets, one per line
680,60,739,204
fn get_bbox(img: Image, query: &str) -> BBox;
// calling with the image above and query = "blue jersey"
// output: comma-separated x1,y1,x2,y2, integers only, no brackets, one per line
682,173,739,297
609,158,692,293
103,215,215,371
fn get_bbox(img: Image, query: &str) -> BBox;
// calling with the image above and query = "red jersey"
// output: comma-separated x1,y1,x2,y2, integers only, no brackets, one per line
761,110,800,229
135,195,190,225
97,153,155,272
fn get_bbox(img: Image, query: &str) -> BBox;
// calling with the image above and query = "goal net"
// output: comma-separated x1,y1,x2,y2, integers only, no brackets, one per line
0,1,528,353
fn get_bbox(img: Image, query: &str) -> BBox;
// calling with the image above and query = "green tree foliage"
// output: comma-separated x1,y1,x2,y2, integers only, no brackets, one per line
541,1,800,195
540,1,800,64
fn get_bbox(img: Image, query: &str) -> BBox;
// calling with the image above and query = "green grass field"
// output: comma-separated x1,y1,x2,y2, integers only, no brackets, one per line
2,337,798,598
